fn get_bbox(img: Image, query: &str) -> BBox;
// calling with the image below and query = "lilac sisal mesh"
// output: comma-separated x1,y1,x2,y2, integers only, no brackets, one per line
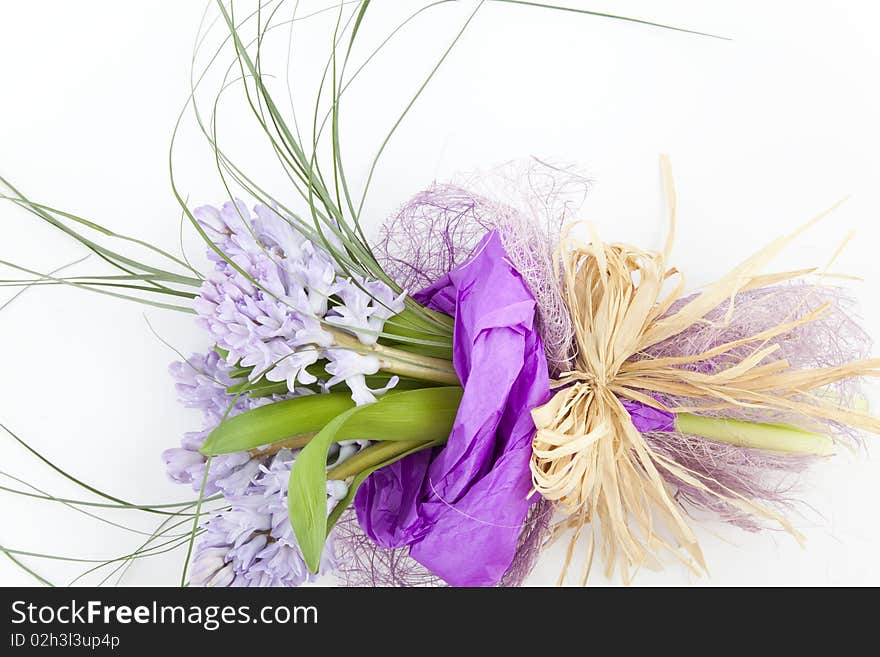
642,283,872,529
378,160,590,374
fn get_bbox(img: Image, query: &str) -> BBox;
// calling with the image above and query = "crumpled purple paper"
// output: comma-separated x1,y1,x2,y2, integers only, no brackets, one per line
354,231,550,586
353,230,677,586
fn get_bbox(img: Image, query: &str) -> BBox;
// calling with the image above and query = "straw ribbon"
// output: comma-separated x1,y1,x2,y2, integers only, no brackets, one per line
529,156,880,584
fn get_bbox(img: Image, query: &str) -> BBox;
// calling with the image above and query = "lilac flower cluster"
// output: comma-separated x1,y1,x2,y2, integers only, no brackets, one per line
193,200,406,405
189,449,343,587
163,350,357,586
164,200,405,587
161,350,270,496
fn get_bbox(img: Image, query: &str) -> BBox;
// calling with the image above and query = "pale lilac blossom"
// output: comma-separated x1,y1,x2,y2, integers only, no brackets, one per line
189,450,342,587
193,200,403,405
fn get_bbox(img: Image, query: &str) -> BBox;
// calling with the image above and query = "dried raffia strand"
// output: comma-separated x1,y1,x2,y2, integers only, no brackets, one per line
530,155,880,585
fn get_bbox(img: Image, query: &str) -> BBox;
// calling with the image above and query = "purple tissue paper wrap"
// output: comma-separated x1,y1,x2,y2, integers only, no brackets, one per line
354,231,551,586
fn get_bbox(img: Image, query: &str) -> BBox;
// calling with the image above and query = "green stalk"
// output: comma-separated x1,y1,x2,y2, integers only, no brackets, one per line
374,346,459,385
330,329,459,385
327,438,433,481
674,413,834,456
249,433,316,458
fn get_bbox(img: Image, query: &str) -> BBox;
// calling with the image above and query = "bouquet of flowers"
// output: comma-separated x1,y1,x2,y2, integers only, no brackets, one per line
1,1,876,587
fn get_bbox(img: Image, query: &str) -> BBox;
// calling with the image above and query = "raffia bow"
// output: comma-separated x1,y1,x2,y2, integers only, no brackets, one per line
530,156,880,585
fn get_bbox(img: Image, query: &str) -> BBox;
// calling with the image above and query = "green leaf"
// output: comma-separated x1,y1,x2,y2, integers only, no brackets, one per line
200,392,356,456
288,386,463,572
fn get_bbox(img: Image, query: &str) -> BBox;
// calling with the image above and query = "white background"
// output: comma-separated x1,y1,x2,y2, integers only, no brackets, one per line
1,0,879,586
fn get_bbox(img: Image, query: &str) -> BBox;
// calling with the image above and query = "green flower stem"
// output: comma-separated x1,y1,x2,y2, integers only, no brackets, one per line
674,413,834,456
248,432,317,458
375,347,459,385
327,439,434,481
330,329,459,385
